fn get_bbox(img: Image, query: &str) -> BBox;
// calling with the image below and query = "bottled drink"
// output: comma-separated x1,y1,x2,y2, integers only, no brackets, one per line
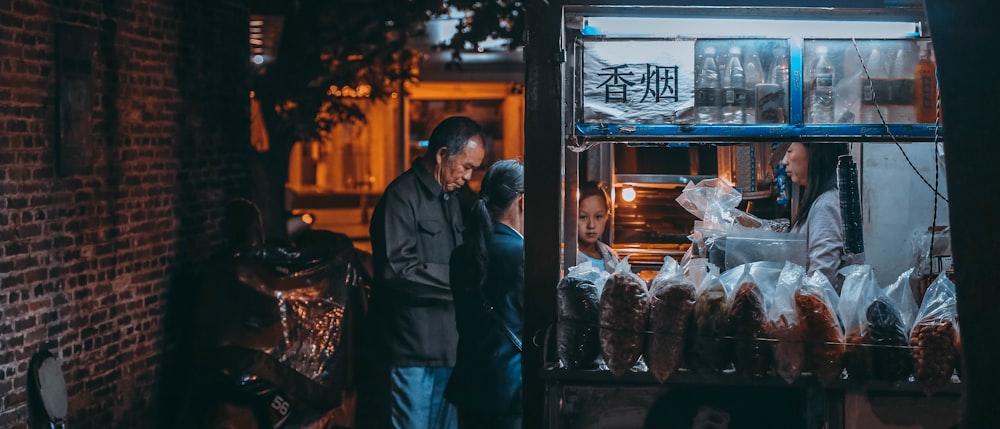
860,47,891,124
914,43,938,123
834,51,863,123
889,47,916,123
809,46,835,123
743,47,764,124
775,164,789,206
722,46,746,124
695,46,721,123
768,49,790,122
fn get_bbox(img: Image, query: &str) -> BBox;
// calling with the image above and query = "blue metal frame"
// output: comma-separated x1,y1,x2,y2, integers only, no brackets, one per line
574,123,941,142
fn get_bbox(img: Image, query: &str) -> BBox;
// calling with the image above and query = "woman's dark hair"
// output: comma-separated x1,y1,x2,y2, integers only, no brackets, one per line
427,116,486,160
465,159,525,289
579,181,611,211
793,142,849,228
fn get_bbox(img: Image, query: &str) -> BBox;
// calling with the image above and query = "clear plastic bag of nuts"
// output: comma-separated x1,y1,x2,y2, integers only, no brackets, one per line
910,272,960,394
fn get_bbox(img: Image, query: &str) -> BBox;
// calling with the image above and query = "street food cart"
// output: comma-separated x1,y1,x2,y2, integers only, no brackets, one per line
523,3,959,428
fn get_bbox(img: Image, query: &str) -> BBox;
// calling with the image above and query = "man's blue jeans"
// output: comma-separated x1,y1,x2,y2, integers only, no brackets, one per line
390,366,457,429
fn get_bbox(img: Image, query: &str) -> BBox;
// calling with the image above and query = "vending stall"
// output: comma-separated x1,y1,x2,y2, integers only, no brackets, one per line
523,3,961,428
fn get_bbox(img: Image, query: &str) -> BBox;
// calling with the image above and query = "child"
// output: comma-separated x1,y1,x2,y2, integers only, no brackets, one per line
576,181,620,272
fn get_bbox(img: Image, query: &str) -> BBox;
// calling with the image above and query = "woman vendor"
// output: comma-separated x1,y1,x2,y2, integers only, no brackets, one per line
781,142,864,290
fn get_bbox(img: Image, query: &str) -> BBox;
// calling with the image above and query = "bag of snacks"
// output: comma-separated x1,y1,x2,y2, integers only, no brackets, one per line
884,268,919,331
910,272,959,394
646,257,696,382
600,257,650,376
726,265,773,376
837,265,878,380
686,262,731,374
557,263,610,369
767,262,807,383
795,271,845,385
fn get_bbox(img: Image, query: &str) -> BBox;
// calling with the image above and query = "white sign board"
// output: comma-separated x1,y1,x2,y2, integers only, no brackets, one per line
582,40,696,123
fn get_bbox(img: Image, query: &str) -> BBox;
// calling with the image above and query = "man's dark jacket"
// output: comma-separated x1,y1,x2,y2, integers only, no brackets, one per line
369,159,463,367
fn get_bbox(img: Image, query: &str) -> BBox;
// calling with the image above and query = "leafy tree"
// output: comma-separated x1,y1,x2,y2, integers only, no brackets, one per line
250,0,526,239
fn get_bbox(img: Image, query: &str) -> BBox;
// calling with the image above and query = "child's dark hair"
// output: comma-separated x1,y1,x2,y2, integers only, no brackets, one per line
580,181,611,211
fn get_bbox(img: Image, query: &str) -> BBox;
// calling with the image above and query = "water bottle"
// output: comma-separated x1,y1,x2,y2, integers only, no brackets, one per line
914,42,938,123
768,49,790,122
860,47,891,124
743,47,763,124
809,46,835,123
889,47,916,123
695,46,721,123
722,46,746,124
775,164,789,206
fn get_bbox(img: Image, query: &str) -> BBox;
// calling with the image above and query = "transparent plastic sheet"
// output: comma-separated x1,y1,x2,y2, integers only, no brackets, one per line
220,236,364,406
557,263,610,369
686,262,731,374
836,265,879,380
726,265,774,376
724,230,806,271
911,227,951,277
276,285,345,381
795,271,846,386
910,272,960,394
646,257,696,382
277,244,362,388
767,262,807,383
599,257,651,375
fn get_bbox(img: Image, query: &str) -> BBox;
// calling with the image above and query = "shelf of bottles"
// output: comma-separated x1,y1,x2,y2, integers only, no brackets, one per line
574,37,940,143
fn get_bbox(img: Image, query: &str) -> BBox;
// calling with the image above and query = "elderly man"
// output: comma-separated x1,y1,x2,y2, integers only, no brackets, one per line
363,116,487,429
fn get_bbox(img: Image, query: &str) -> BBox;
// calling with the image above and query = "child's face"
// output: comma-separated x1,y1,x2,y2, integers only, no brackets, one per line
578,195,609,248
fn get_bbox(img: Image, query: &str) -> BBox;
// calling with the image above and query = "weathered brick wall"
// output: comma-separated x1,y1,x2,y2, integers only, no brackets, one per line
0,0,252,427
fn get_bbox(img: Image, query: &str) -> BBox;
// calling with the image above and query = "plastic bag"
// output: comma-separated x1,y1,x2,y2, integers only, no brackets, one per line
646,257,696,382
726,265,773,376
910,272,960,394
599,257,651,376
724,230,807,271
767,262,807,383
676,178,743,220
885,268,919,330
557,263,610,369
837,265,878,380
865,295,912,382
686,263,731,374
795,271,845,385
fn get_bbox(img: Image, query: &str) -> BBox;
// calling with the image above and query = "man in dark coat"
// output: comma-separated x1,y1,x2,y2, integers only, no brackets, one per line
359,116,487,429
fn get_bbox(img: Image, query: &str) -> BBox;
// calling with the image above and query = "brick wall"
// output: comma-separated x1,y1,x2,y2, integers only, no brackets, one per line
0,0,252,427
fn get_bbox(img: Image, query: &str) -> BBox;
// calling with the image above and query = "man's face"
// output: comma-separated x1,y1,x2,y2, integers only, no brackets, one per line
433,136,486,192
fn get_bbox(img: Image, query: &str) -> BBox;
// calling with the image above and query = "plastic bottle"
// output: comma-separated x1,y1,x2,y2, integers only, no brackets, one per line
914,42,938,123
809,46,835,123
860,47,891,124
775,164,789,206
743,47,764,124
695,46,721,123
889,47,916,123
768,49,790,122
722,46,746,124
